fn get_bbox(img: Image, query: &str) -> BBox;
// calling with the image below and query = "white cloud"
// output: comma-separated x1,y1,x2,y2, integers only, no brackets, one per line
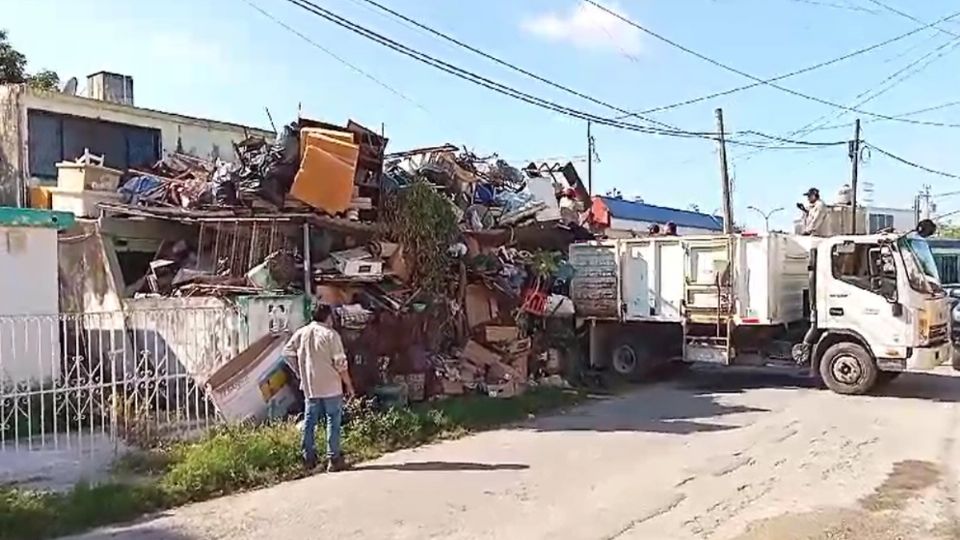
521,2,644,56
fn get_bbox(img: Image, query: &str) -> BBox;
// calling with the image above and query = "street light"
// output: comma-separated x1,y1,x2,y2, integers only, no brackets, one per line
747,206,784,232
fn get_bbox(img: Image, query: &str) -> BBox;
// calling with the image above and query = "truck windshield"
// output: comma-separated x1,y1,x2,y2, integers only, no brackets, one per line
897,233,943,294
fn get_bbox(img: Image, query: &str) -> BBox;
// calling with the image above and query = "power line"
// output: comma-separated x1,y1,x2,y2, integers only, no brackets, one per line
347,0,670,129
275,0,843,149
865,142,960,180
789,33,960,140
807,99,960,132
242,0,428,112
583,0,960,127
783,0,880,15
864,0,960,38
621,17,946,118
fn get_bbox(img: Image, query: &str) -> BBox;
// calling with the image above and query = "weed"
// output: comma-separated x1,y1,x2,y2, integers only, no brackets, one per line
0,387,584,539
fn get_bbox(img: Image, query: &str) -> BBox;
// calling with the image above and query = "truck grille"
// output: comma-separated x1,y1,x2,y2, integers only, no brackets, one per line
930,323,948,343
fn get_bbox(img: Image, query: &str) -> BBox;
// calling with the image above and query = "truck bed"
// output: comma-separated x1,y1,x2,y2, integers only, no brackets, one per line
570,233,816,326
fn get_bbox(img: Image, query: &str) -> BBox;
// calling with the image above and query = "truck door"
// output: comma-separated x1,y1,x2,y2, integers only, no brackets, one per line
683,238,733,324
820,240,907,351
622,243,651,319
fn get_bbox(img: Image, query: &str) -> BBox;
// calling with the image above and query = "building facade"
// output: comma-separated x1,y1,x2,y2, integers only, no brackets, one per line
0,72,273,207
587,195,724,236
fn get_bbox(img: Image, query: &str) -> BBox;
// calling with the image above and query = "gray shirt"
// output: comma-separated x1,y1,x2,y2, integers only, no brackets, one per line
282,322,348,399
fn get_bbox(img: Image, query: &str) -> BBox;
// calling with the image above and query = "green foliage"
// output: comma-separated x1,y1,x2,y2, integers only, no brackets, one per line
384,181,460,293
0,388,584,539
161,423,302,502
938,223,960,239
0,30,59,90
27,69,60,91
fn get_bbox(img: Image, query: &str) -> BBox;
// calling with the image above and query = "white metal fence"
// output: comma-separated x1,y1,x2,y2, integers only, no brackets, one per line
0,307,245,458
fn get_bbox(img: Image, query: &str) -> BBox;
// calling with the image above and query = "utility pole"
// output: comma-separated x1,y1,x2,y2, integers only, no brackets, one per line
849,119,861,234
586,120,594,195
921,184,932,220
715,108,734,234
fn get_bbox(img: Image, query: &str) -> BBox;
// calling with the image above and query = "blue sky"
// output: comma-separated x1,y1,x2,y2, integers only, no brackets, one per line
4,0,960,230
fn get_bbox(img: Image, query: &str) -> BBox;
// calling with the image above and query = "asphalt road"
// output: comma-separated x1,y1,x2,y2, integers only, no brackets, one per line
68,366,960,540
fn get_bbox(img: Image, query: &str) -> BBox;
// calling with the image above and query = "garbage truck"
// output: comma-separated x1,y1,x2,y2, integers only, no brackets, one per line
569,230,952,395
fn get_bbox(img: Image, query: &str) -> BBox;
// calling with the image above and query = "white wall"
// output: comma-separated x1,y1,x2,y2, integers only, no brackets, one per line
606,217,721,237
866,206,916,233
0,226,61,384
0,85,274,202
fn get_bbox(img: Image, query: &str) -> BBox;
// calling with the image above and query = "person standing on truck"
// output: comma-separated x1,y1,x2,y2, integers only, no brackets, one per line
798,187,828,236
283,303,355,472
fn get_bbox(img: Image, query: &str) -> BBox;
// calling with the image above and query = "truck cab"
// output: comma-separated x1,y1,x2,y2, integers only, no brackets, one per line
807,231,952,394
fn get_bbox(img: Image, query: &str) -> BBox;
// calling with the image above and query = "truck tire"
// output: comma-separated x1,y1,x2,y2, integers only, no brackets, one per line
609,335,654,382
818,342,879,395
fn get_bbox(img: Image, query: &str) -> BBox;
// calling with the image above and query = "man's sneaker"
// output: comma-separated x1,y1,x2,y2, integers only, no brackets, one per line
304,456,318,471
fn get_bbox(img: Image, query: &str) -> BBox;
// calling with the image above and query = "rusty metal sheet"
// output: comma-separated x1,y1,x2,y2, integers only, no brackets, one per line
569,243,619,318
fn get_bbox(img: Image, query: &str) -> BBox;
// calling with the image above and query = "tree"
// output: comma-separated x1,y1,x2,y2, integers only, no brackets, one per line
939,223,960,239
0,30,59,91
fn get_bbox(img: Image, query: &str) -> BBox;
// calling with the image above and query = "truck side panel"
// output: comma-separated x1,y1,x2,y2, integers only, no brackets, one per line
569,243,619,318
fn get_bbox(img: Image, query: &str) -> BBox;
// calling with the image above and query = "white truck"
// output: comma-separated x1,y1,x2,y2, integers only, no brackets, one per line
570,230,952,394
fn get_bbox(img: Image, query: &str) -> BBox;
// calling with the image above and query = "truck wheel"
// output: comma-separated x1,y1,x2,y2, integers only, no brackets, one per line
818,342,878,395
609,336,653,382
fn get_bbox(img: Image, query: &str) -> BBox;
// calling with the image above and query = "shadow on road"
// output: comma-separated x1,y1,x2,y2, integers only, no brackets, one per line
874,372,960,403
353,461,529,472
529,381,770,435
676,367,817,394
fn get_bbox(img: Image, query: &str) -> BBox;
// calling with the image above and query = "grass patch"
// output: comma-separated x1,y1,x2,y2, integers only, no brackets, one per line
0,387,584,540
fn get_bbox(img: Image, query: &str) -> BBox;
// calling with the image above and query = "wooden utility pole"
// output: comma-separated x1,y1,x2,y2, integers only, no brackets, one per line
587,120,594,195
849,119,861,234
715,108,734,234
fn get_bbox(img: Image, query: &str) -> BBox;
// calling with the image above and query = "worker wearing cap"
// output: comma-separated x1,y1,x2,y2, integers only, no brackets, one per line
558,188,581,226
798,187,827,236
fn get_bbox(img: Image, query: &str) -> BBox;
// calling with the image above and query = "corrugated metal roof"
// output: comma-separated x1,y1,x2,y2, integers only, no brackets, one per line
598,196,724,231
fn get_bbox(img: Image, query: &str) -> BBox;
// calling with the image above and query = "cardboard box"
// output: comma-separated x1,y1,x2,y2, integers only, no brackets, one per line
465,285,498,328
440,379,464,395
488,360,523,383
486,380,521,399
461,340,502,367
485,326,520,343
206,334,297,423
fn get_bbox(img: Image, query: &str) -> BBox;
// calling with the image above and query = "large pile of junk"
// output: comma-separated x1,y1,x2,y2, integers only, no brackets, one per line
46,116,594,422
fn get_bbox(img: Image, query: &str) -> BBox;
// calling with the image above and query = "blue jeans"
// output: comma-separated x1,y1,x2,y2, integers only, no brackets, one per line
303,395,343,462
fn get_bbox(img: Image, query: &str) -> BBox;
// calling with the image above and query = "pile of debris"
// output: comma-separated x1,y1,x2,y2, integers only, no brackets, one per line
117,118,387,220
383,146,591,233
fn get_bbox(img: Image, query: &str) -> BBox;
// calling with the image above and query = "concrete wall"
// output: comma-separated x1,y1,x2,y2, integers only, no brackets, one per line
0,84,274,204
0,85,25,206
0,225,61,383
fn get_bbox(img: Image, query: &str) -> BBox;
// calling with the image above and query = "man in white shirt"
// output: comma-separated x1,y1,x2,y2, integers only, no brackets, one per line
283,303,355,471
798,187,828,236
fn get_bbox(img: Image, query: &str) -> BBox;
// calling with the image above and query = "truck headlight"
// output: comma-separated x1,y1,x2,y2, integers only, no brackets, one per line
919,309,930,342
953,304,960,324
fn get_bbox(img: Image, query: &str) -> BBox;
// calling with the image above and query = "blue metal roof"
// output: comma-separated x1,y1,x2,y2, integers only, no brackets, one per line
599,196,724,231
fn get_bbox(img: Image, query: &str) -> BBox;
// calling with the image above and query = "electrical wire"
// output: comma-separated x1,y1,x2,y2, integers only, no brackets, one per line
783,0,880,15
242,0,428,112
864,0,960,38
347,0,671,130
583,0,960,127
275,0,844,149
865,142,960,180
